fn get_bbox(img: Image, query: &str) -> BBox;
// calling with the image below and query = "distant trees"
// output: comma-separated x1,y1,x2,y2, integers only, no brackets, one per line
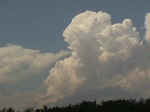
0,108,15,112
1,99,150,112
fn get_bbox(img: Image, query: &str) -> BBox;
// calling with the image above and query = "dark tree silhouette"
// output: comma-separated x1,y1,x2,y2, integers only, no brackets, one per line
1,99,150,112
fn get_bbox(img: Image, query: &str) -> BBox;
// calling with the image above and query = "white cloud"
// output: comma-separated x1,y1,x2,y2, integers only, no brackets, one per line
1,11,150,108
43,11,150,105
145,13,150,42
0,44,69,108
0,44,69,84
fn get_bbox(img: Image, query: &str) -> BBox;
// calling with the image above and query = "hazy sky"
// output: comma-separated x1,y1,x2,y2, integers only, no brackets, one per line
1,0,150,109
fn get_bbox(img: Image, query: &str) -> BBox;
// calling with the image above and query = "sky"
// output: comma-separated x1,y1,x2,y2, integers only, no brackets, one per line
0,0,150,52
0,0,150,109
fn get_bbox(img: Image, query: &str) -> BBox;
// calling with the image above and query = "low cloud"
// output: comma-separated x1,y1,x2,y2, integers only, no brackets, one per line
0,44,69,108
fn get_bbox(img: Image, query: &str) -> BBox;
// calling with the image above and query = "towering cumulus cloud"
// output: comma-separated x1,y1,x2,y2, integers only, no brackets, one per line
44,11,150,105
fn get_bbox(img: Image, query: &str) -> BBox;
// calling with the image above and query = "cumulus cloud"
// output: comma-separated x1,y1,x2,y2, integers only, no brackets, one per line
0,44,69,84
1,11,150,108
0,44,69,108
43,11,150,105
145,13,150,42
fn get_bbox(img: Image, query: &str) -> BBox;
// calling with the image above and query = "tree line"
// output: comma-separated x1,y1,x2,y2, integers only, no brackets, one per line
1,99,150,112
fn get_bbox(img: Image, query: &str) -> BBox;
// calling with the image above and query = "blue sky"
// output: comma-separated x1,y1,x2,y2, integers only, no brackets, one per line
0,0,149,52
